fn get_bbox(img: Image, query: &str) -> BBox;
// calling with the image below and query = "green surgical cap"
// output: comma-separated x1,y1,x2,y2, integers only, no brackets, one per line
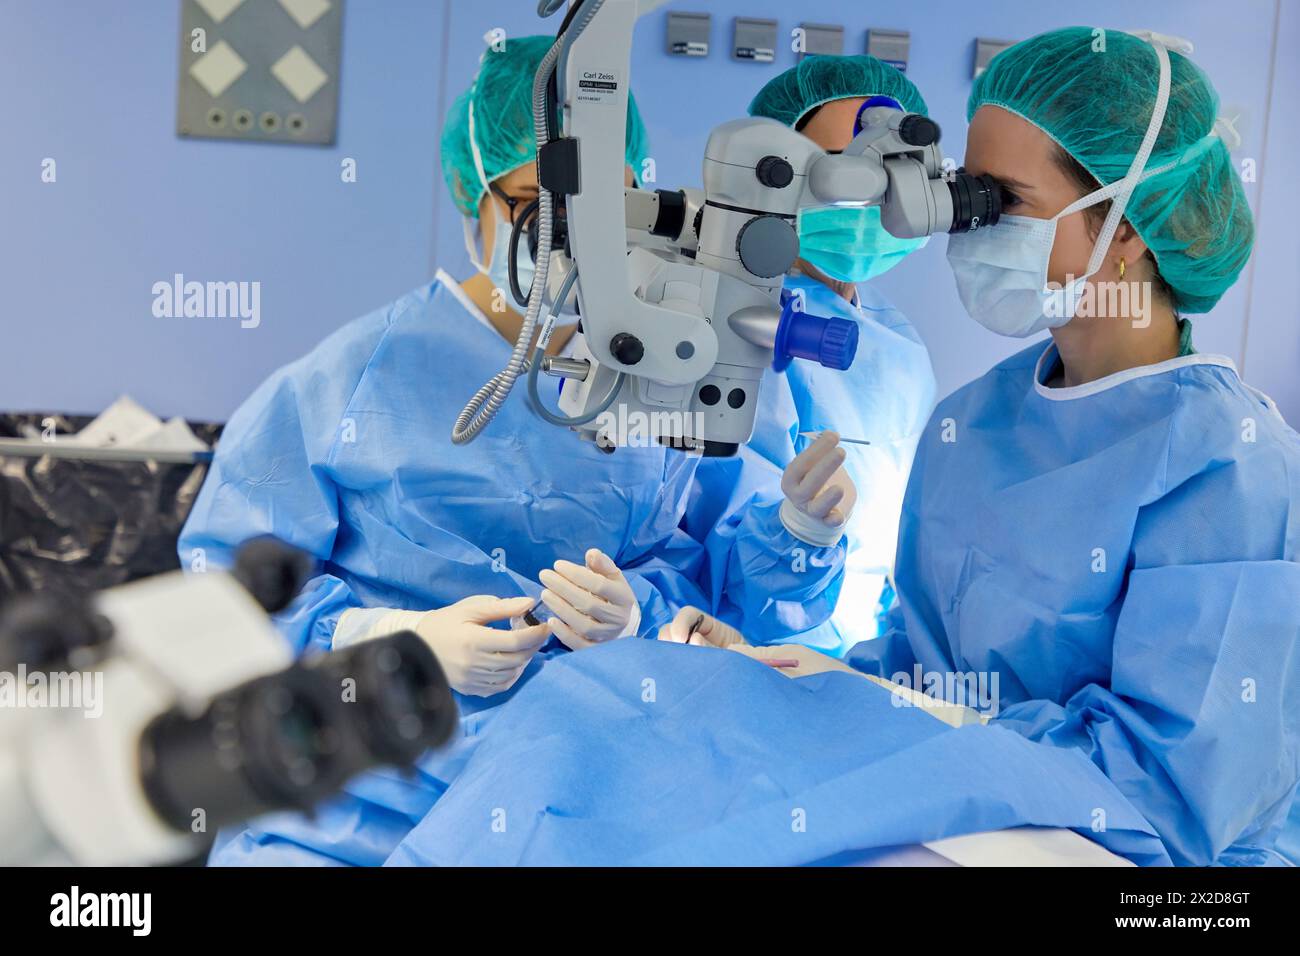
748,54,928,128
441,34,650,218
970,27,1253,314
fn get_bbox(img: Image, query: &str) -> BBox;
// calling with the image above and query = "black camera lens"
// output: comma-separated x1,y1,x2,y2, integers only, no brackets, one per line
138,663,355,833
308,630,457,768
946,172,1002,233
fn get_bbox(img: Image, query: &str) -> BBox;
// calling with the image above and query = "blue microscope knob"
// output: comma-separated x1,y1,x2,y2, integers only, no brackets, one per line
773,297,859,372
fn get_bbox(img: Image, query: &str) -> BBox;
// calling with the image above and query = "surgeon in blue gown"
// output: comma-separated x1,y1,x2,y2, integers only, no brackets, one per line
688,55,937,656
667,29,1300,866
192,36,893,865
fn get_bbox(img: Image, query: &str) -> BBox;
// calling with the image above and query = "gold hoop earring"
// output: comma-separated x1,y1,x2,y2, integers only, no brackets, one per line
1118,257,1126,280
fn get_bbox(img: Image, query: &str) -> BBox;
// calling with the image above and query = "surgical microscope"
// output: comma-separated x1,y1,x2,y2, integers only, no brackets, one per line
0,539,457,866
453,0,1001,456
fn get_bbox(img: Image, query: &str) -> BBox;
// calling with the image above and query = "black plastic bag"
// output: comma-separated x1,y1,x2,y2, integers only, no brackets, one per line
0,412,223,601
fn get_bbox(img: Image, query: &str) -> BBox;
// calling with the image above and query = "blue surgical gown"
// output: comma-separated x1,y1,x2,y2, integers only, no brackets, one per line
686,275,935,655
847,340,1300,866
189,269,927,867
179,270,845,654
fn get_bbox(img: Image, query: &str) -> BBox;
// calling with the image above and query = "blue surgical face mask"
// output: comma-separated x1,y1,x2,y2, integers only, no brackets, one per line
797,204,928,283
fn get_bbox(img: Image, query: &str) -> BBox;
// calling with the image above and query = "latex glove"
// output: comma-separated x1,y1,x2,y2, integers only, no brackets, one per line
539,548,640,650
729,642,863,679
656,606,749,649
779,431,858,546
339,595,549,697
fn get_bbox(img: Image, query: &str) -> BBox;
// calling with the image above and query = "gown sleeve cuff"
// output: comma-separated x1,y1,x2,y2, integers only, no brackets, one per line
333,607,424,650
619,600,642,640
778,498,851,548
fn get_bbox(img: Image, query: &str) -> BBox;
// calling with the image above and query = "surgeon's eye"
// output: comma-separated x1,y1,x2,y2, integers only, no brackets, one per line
989,179,1022,210
960,167,1022,211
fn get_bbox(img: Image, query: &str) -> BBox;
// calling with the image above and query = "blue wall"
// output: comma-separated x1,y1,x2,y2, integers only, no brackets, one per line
2,0,1296,423
0,0,444,421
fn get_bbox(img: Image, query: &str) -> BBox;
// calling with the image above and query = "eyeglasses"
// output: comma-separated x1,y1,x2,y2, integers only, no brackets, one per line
490,183,537,224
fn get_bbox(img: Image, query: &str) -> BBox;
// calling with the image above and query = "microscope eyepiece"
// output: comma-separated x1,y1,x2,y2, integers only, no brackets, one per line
946,172,1003,233
308,630,457,768
138,663,352,832
137,630,457,835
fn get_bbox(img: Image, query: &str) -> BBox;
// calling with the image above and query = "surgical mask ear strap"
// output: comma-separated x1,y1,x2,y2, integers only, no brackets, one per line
462,59,499,276
1079,36,1174,278
1056,149,1180,222
1128,29,1194,56
462,217,489,275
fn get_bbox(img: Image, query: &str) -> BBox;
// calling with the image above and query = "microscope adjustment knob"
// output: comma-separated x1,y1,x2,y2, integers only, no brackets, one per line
736,215,799,279
810,316,859,371
609,332,645,366
772,292,861,373
898,114,940,147
755,155,794,189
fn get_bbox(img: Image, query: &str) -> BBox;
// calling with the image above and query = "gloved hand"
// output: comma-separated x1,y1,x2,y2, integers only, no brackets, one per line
656,606,749,649
337,595,549,697
539,548,640,650
779,431,858,546
419,595,551,697
729,642,863,679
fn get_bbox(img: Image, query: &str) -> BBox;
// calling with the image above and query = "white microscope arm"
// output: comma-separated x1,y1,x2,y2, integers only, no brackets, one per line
558,0,718,386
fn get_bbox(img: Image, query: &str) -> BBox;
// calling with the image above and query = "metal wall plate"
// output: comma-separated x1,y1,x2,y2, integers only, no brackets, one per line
973,37,1014,79
666,11,711,57
177,0,343,145
799,22,844,58
867,28,910,72
733,16,777,63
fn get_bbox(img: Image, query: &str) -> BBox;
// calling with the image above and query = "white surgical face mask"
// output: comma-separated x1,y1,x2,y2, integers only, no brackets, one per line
463,208,584,326
945,198,1107,338
465,202,536,299
945,31,1182,338
493,225,535,304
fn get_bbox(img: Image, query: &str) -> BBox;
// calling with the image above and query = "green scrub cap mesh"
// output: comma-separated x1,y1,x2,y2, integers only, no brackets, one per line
748,54,929,128
441,34,650,218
